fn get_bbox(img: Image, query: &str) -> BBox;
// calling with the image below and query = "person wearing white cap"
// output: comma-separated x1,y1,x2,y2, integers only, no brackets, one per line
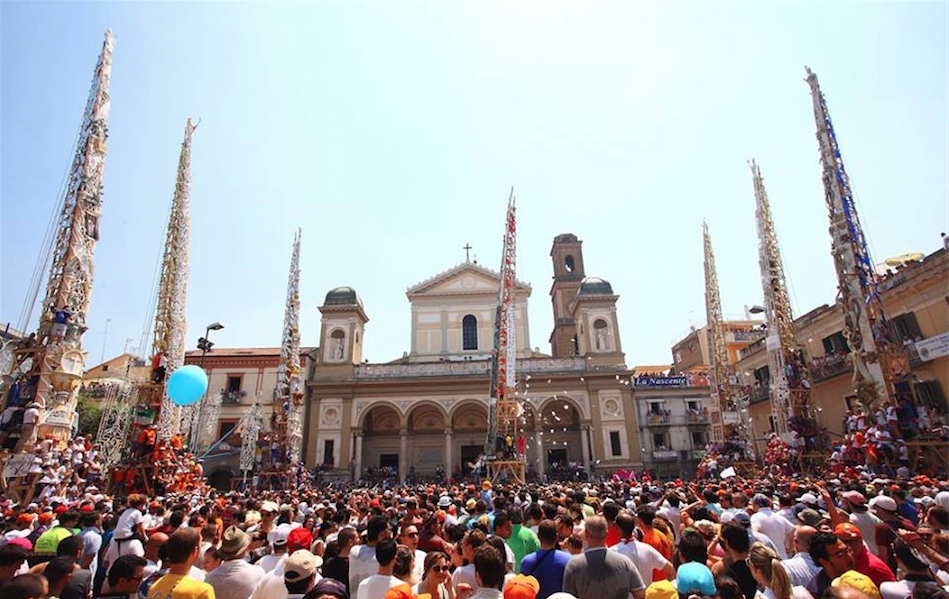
259,525,293,574
871,495,914,570
283,550,323,599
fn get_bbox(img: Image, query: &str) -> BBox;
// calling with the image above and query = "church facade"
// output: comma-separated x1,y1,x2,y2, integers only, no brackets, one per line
302,234,666,480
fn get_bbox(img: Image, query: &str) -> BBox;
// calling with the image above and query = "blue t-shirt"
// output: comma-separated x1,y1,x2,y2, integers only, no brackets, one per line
676,562,716,596
520,548,571,599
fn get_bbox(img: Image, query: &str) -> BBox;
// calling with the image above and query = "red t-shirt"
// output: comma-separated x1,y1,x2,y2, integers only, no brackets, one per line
854,547,896,587
606,523,622,547
641,527,673,581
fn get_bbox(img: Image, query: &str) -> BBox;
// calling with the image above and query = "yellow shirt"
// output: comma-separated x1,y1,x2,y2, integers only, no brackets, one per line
148,574,215,599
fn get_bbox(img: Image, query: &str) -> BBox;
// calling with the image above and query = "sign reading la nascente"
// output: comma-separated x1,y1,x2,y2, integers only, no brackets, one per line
634,376,688,387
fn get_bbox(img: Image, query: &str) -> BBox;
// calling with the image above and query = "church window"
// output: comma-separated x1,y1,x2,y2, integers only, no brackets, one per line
609,431,622,457
323,439,335,465
564,255,575,273
462,315,478,350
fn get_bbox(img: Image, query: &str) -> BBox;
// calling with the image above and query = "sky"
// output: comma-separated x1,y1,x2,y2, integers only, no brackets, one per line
2,2,947,368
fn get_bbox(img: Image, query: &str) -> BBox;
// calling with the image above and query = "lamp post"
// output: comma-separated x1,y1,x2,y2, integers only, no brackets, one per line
191,322,223,451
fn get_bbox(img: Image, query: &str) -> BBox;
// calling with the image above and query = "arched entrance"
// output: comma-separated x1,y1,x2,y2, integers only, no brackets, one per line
451,401,488,476
406,403,447,477
537,398,583,478
362,404,401,479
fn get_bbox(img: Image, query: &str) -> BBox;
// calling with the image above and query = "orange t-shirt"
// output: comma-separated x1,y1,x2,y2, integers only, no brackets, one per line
641,527,673,581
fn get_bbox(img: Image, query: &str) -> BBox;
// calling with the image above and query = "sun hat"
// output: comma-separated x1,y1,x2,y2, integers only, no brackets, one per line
797,508,822,527
244,510,261,525
645,580,678,599
799,492,819,506
438,495,452,508
261,500,279,513
832,571,882,599
465,499,477,511
504,575,540,599
219,526,251,559
284,549,322,582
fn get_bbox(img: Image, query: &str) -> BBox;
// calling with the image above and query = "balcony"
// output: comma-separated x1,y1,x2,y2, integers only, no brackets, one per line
653,450,678,461
222,390,246,405
731,329,765,342
354,356,587,379
685,412,709,424
810,352,852,383
644,412,671,426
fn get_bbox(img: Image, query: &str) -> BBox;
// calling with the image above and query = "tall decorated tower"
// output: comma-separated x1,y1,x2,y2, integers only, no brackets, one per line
702,222,752,457
151,119,196,441
29,31,114,443
805,68,894,409
272,230,304,474
750,161,817,444
485,191,525,484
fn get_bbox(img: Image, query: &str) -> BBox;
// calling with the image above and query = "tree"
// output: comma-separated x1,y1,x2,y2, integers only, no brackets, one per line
76,394,103,438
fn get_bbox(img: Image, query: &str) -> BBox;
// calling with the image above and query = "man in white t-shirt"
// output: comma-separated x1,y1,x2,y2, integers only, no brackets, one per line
355,539,400,599
610,512,674,587
115,495,148,540
750,494,795,559
15,402,41,452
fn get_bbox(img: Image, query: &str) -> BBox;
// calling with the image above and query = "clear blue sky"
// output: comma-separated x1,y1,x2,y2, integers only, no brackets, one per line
2,2,947,367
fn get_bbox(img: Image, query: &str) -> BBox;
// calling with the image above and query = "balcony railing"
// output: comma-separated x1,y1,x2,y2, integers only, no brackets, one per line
222,390,246,405
685,412,709,424
643,413,712,427
644,413,671,426
653,450,678,461
731,329,765,342
810,352,852,383
354,356,587,379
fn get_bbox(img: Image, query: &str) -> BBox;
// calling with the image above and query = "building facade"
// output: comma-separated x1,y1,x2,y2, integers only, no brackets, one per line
736,248,948,454
304,235,648,480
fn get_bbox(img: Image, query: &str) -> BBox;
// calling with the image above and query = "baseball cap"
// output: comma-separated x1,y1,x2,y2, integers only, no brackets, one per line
7,537,32,550
842,491,866,506
676,561,717,596
287,527,313,553
872,496,898,513
832,571,882,599
732,512,751,527
268,523,293,546
799,492,819,506
261,501,279,513
504,575,540,599
645,580,678,599
465,498,476,511
284,550,322,582
834,523,863,541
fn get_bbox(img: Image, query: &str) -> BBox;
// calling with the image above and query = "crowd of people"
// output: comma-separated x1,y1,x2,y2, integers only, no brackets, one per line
1,441,948,599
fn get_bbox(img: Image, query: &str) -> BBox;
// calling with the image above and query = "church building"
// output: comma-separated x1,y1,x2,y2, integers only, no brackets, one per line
302,234,646,480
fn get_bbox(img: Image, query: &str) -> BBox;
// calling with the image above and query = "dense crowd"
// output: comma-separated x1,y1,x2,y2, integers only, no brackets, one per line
1,443,948,599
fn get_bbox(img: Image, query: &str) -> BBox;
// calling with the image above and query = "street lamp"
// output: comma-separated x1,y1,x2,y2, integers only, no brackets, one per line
192,322,224,451
749,305,765,314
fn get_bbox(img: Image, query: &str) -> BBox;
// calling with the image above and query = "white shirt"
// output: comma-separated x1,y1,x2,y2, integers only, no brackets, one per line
355,574,400,599
206,559,266,599
780,552,822,587
23,407,40,425
849,511,884,556
115,507,145,539
257,553,286,574
658,503,682,540
611,539,669,587
348,544,378,593
249,557,319,599
104,537,144,569
451,563,477,593
751,508,795,559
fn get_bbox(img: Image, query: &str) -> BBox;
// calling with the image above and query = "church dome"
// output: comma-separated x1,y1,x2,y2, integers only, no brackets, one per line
578,276,613,296
324,286,363,307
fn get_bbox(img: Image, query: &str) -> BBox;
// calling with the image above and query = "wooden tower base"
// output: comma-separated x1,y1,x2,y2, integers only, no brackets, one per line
486,458,526,485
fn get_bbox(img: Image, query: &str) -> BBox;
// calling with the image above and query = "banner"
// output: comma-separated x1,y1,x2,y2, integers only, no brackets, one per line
635,376,687,387
915,332,949,362
3,454,34,479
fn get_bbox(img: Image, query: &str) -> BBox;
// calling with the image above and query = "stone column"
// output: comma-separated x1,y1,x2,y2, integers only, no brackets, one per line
353,432,363,481
580,425,592,474
444,429,453,479
534,429,545,479
399,428,409,481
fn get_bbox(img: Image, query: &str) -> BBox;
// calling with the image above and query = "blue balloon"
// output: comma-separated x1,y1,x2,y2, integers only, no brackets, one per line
167,365,208,406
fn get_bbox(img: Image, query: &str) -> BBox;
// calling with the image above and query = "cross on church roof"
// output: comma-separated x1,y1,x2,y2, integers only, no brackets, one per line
463,243,473,262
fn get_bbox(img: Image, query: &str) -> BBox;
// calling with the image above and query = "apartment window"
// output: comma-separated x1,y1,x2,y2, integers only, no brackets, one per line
691,431,706,446
768,415,776,433
609,431,622,457
889,312,923,342
323,439,335,465
916,381,947,413
822,332,849,354
652,433,667,449
102,365,109,372
226,375,242,393
686,400,702,412
649,401,665,415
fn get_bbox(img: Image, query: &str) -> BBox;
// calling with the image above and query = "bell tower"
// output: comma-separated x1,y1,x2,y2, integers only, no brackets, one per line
549,233,585,357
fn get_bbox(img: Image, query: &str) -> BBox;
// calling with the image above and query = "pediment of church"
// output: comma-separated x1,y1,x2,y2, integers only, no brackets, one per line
406,262,531,299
